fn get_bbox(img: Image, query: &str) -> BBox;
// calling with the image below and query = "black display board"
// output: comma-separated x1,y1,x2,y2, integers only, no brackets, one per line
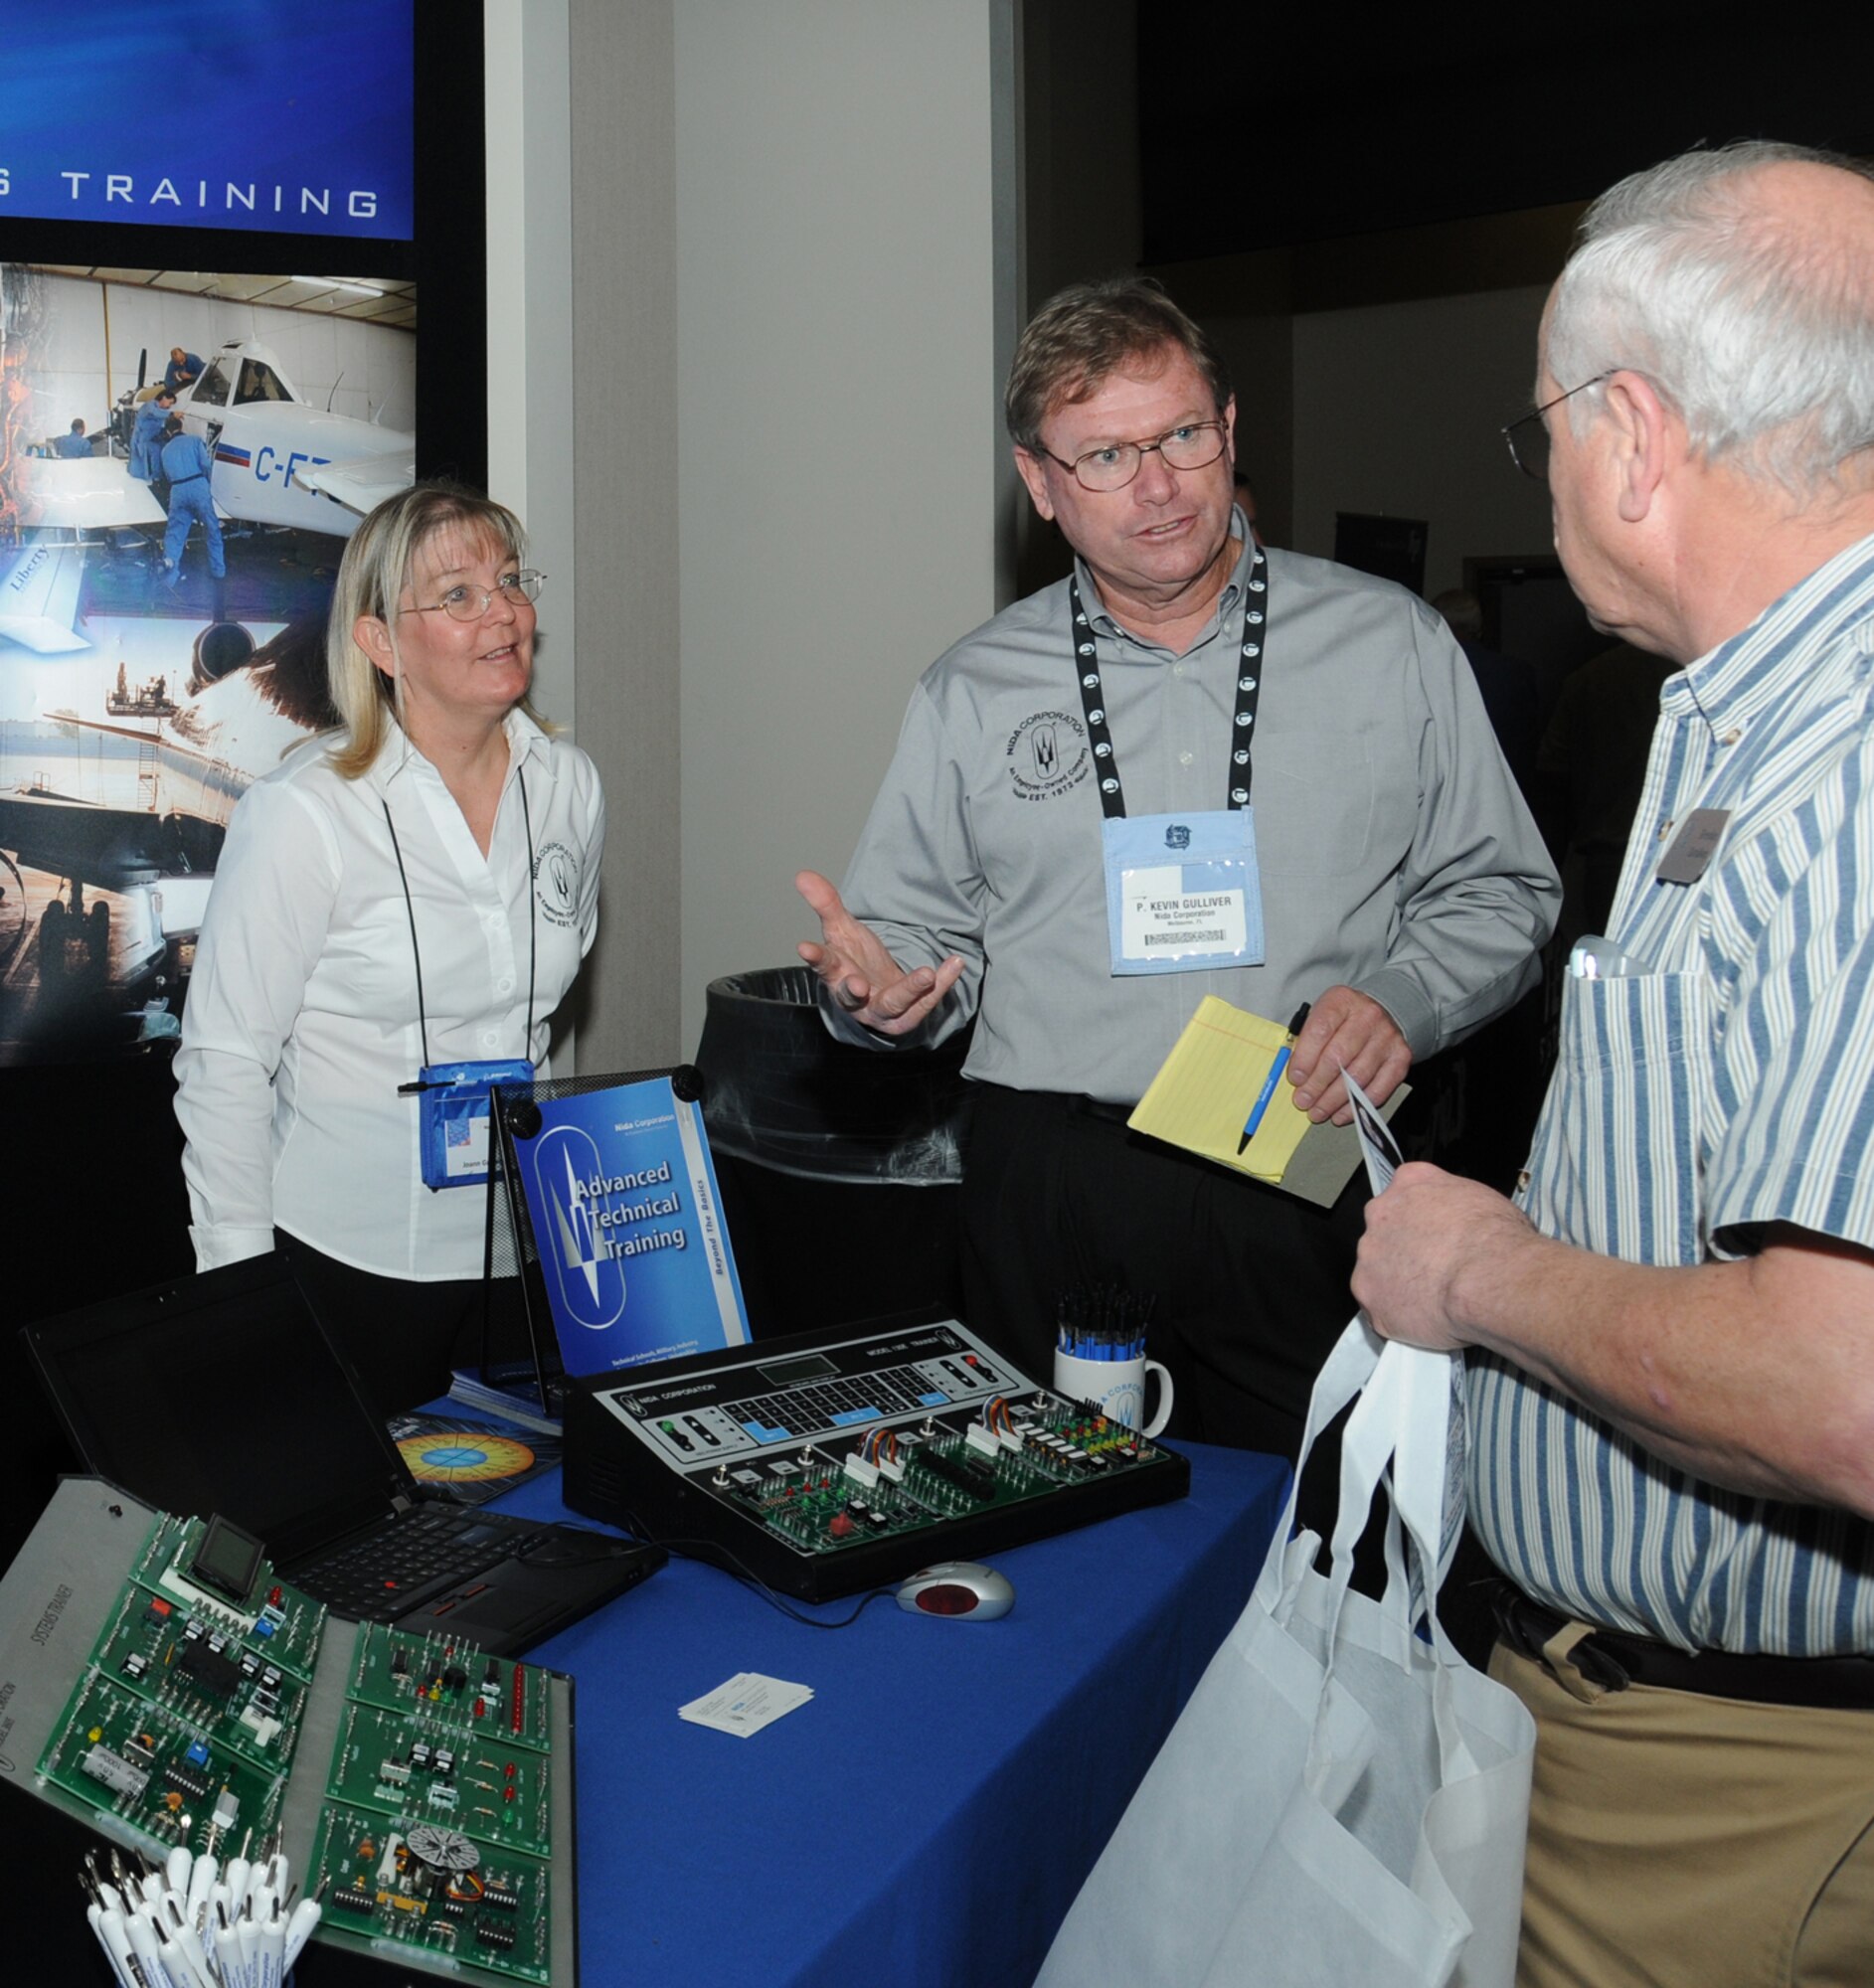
1,0,486,1329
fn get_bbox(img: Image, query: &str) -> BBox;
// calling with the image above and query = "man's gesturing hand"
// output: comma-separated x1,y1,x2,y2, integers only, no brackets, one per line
794,871,964,1036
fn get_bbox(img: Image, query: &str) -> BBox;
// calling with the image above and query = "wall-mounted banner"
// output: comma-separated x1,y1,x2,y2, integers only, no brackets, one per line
513,1076,752,1377
0,1,415,241
0,262,417,1066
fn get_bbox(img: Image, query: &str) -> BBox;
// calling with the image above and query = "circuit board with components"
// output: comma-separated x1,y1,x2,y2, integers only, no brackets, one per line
565,1316,1191,1600
35,1511,324,1856
39,1667,289,1851
326,1702,553,1856
126,1511,326,1676
7,1484,579,1985
345,1620,555,1747
310,1807,553,1977
88,1582,312,1771
307,1622,559,1979
741,1397,1168,1552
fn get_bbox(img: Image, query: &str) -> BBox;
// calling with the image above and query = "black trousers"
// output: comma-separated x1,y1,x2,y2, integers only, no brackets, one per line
957,1083,1369,1463
275,1228,490,1420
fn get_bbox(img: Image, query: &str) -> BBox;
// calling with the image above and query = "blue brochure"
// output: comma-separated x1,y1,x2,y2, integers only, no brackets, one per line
513,1076,752,1376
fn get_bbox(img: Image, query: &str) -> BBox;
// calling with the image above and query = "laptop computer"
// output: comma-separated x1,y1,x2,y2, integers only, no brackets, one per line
20,1252,664,1655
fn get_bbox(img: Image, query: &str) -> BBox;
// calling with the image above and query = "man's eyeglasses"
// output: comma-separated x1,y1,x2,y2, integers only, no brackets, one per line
1501,377,1610,482
404,570,547,622
1036,420,1229,494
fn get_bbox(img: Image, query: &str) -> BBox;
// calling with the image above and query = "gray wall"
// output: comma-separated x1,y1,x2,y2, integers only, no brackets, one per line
566,0,683,1074
534,2,1576,1079
1291,284,1556,599
671,2,1007,1053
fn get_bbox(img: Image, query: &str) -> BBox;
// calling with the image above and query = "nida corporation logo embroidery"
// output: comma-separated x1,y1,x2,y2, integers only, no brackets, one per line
1006,709,1090,802
533,841,580,927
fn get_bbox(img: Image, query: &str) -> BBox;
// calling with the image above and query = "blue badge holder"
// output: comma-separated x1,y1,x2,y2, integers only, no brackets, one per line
415,1058,537,1190
1102,809,1267,976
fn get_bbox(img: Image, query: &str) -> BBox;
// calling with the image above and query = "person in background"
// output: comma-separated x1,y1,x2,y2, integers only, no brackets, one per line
1231,467,1264,545
54,417,91,459
1355,141,1874,1988
796,276,1558,1464
129,387,178,491
164,346,205,393
174,484,602,1413
1534,638,1677,941
1432,585,1541,795
158,416,225,588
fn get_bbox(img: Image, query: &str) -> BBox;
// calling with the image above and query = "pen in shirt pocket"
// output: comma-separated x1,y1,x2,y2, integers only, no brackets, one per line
1568,935,1649,979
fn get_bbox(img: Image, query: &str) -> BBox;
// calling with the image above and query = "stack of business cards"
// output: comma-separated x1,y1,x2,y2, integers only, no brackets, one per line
679,1671,814,1738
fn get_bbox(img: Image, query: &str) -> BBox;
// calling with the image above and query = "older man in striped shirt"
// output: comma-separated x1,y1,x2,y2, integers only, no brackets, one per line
1355,142,1874,1988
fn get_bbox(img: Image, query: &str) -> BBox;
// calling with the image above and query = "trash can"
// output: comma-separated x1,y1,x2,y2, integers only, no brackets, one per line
697,966,970,1336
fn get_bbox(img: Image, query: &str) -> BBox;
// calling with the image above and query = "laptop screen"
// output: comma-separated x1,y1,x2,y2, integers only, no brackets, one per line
22,1255,405,1568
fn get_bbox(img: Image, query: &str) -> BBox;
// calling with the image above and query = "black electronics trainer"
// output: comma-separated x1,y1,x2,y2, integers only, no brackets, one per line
563,1314,1189,1601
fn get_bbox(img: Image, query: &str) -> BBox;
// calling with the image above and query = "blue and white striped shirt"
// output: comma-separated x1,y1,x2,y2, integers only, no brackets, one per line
1471,531,1874,1655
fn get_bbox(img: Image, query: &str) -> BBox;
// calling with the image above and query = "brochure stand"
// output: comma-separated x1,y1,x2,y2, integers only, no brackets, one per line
479,1065,752,1420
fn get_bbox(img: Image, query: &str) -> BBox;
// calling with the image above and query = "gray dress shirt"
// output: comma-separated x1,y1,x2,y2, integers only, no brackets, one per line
837,531,1560,1104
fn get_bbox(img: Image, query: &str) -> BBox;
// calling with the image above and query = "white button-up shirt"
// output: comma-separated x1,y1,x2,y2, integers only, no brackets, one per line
176,710,602,1278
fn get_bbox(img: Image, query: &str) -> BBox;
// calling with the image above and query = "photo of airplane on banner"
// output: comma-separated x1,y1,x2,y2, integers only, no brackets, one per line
23,336,415,540
0,262,416,1065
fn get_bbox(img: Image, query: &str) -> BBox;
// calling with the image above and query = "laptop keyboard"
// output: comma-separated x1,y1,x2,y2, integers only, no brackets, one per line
295,1506,547,1617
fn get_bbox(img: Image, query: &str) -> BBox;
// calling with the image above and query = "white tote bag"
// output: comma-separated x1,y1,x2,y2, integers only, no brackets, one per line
1036,1319,1535,1988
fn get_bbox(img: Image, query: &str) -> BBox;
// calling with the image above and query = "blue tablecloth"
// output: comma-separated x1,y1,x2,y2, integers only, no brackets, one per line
495,1440,1289,1988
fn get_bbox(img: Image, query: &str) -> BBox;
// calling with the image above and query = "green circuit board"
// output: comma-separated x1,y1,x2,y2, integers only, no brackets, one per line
34,1511,322,1855
38,1668,285,1853
325,1700,552,1858
309,1800,554,1980
344,1620,554,1749
310,1621,560,1981
89,1582,311,1771
734,1400,1170,1555
127,1512,326,1679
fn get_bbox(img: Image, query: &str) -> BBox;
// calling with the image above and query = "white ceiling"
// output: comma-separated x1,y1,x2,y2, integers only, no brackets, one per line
29,265,416,330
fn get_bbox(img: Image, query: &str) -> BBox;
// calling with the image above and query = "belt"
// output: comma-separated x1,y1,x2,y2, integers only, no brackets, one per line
975,1085,1138,1126
1073,1094,1136,1125
1490,1581,1874,1712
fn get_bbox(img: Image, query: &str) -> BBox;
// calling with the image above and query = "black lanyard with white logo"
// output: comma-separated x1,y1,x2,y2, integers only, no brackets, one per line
1069,542,1269,819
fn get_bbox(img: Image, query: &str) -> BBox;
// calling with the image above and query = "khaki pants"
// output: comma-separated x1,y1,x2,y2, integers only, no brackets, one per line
1492,1640,1874,1988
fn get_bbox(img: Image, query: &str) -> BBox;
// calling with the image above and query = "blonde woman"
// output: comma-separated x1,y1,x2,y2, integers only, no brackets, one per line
175,483,601,1410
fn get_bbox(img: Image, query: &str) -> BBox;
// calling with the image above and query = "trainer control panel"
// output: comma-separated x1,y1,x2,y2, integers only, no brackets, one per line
564,1317,1189,1600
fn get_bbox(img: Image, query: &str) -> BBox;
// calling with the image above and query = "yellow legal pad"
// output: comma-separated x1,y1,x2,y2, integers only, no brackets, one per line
1127,995,1313,1183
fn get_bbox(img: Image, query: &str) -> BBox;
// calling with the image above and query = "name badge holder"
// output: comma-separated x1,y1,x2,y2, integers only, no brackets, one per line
409,1057,538,1189
1105,811,1261,975
386,779,539,1191
1071,557,1270,976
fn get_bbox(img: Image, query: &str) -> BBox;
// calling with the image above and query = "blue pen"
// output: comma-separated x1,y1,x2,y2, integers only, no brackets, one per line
1238,1002,1310,1154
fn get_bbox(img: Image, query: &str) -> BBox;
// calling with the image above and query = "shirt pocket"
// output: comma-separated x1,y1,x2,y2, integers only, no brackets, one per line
1523,969,1713,1267
1257,748,1412,879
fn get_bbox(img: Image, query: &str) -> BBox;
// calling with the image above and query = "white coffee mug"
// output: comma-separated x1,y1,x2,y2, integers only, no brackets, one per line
1052,1347,1174,1438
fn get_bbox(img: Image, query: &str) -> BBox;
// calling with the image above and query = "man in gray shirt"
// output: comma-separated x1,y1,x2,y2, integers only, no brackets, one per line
798,278,1557,1455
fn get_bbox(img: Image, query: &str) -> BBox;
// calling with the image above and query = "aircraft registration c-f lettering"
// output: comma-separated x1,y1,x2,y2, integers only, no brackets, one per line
254,445,332,486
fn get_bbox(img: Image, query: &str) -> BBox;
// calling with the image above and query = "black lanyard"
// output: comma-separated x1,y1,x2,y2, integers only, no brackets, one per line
383,768,538,1070
1070,543,1268,821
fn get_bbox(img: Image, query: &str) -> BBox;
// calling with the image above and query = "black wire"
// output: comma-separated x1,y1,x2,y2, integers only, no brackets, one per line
623,1517,902,1628
516,768,538,1050
385,763,540,1075
383,798,431,1068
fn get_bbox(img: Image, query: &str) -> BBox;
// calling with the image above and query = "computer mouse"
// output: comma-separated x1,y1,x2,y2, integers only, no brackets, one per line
895,1561,1015,1621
